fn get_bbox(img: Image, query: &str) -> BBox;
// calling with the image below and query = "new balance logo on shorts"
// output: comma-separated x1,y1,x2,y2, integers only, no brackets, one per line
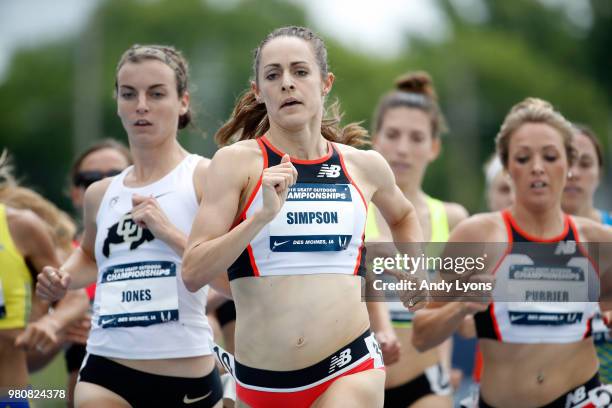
329,348,352,373
317,164,341,178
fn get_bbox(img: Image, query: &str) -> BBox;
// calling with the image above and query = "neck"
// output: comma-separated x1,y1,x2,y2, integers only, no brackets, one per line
266,120,327,160
574,200,600,222
397,173,427,206
510,201,565,238
129,138,187,183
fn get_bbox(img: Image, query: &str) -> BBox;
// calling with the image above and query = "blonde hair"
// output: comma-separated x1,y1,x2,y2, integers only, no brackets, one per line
0,150,76,254
496,98,575,168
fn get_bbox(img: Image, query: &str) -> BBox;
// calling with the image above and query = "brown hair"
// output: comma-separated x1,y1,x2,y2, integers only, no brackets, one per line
496,98,575,168
372,71,448,138
0,151,76,254
215,26,368,147
70,139,132,186
573,123,603,169
115,44,192,129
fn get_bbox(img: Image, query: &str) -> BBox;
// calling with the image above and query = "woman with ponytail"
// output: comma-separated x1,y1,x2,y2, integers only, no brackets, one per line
366,72,468,407
183,26,424,408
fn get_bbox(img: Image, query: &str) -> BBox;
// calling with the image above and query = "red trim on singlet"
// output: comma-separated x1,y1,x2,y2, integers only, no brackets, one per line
261,135,333,164
334,144,367,209
582,315,593,340
232,138,269,228
230,138,269,276
473,345,483,383
504,209,570,243
236,357,379,408
333,143,367,276
568,216,601,277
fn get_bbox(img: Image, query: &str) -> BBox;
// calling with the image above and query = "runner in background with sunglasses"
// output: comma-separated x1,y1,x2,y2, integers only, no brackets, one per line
64,140,132,408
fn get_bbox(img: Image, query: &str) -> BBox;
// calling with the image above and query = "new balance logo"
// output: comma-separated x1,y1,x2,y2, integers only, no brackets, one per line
554,240,576,255
317,164,341,178
329,348,352,373
566,385,587,406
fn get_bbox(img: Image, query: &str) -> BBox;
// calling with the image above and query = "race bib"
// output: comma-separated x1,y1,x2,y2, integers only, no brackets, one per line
269,183,354,252
504,263,590,303
97,261,179,328
0,278,6,319
506,302,586,326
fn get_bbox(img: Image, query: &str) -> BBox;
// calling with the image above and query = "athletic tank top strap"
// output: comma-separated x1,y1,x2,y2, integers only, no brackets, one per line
259,135,351,184
89,154,213,359
0,203,32,329
426,196,450,243
502,209,574,244
599,209,612,226
227,136,367,281
474,209,598,343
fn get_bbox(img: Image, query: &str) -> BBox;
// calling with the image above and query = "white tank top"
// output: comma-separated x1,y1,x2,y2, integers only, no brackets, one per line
227,136,367,280
88,154,213,359
474,210,599,344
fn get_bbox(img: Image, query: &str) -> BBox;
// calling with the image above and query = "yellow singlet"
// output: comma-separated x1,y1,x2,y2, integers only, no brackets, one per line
0,204,32,329
365,196,450,328
365,196,449,242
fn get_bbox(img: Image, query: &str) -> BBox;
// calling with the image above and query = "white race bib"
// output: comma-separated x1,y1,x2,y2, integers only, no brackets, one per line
97,261,179,328
269,183,354,252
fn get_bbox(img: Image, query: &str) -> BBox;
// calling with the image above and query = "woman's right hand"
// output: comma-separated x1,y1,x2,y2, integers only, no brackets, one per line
36,266,71,302
258,154,298,222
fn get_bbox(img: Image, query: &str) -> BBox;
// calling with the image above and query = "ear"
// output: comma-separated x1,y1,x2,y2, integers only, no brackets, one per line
251,81,261,103
322,72,335,96
428,136,441,161
179,90,190,116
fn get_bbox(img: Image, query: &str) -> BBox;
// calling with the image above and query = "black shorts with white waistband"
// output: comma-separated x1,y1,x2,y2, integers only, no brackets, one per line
384,363,452,408
78,353,223,408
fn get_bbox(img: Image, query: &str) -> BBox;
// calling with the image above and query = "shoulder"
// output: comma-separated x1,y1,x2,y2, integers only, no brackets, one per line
6,206,43,233
443,201,469,230
572,215,612,242
206,140,263,191
335,145,393,185
82,177,115,221
6,206,52,252
335,144,385,166
449,212,506,242
193,156,212,179
212,139,262,162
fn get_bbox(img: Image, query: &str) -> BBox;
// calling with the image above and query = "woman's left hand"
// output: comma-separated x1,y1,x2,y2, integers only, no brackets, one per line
131,194,176,242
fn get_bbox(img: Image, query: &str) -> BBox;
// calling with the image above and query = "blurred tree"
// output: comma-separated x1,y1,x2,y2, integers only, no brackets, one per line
0,0,610,215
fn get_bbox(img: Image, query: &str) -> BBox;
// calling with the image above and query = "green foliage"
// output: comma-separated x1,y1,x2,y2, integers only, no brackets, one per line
0,0,609,214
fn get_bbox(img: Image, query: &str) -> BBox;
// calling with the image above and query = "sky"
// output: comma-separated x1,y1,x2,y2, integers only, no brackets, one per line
0,0,445,80
0,0,592,81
